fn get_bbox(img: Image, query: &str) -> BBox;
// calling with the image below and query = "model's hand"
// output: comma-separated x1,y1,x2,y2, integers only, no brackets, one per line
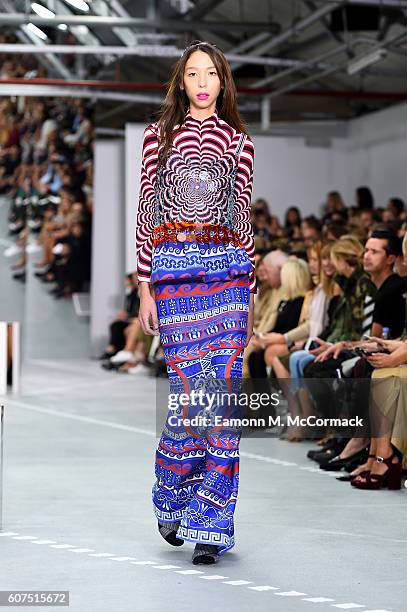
138,283,159,336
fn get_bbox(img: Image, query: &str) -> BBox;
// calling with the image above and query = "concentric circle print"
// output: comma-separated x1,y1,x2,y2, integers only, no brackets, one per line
158,151,235,224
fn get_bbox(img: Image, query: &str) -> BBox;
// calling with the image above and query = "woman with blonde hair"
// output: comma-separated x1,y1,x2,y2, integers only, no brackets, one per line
260,242,336,362
268,242,341,441
248,257,311,379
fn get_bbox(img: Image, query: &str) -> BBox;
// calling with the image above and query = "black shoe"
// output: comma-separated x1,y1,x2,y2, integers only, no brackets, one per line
307,446,330,460
12,271,26,282
311,447,340,465
320,446,369,471
307,438,339,460
98,351,116,361
308,438,347,463
192,544,219,565
336,474,358,481
101,360,120,371
157,521,183,547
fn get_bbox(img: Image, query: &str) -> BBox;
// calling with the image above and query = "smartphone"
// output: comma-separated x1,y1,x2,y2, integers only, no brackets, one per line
355,347,391,357
305,338,321,351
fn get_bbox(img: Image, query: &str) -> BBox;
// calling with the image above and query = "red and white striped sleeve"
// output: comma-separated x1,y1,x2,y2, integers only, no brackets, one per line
135,125,159,284
233,135,257,294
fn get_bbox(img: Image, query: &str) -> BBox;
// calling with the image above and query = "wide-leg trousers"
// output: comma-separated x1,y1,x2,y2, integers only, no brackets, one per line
152,276,250,555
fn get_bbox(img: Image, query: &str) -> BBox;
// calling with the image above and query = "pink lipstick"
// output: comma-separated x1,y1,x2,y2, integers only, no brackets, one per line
197,93,209,100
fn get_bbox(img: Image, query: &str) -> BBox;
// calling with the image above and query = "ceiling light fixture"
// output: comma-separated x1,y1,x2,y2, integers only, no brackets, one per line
31,2,55,18
63,0,90,12
25,22,48,40
347,48,388,75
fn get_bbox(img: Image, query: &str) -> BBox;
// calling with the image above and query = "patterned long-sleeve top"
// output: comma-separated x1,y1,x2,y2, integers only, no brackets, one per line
135,108,257,293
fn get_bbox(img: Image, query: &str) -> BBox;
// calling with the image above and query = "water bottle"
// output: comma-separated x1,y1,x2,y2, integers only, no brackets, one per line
381,327,390,340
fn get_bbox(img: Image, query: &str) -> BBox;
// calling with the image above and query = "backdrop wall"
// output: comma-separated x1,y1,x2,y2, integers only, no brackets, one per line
90,139,126,357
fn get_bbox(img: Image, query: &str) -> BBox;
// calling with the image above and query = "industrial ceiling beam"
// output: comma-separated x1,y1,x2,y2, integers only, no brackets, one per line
300,0,354,55
0,0,73,79
326,0,407,7
262,29,407,101
0,13,276,32
184,0,226,20
0,83,163,104
0,43,308,68
2,79,406,102
230,2,345,71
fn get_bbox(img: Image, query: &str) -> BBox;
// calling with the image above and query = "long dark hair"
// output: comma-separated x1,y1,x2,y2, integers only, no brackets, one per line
155,40,248,165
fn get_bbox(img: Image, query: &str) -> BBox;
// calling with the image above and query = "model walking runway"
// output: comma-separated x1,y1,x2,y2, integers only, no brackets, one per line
136,41,256,564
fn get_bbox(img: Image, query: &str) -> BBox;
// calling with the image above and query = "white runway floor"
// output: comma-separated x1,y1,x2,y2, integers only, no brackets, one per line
1,358,406,612
1,194,406,611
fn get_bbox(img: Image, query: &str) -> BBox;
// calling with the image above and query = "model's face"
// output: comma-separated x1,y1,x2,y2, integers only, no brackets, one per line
182,50,221,112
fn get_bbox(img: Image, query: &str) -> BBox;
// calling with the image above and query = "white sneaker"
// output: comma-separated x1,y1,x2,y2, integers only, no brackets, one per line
4,244,22,257
110,350,136,364
127,364,150,375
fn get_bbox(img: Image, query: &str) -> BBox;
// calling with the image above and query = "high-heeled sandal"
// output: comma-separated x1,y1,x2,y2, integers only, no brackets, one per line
349,454,376,485
351,450,402,490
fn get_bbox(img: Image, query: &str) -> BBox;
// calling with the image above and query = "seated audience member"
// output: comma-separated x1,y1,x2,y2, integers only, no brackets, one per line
387,197,404,220
357,208,375,234
49,221,91,298
261,241,330,364
321,190,346,221
251,197,270,216
323,222,348,242
336,231,407,482
352,338,407,490
252,208,273,246
248,258,312,381
296,236,375,456
99,273,140,360
243,250,288,377
356,185,374,210
284,206,302,238
270,242,340,440
301,215,322,247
